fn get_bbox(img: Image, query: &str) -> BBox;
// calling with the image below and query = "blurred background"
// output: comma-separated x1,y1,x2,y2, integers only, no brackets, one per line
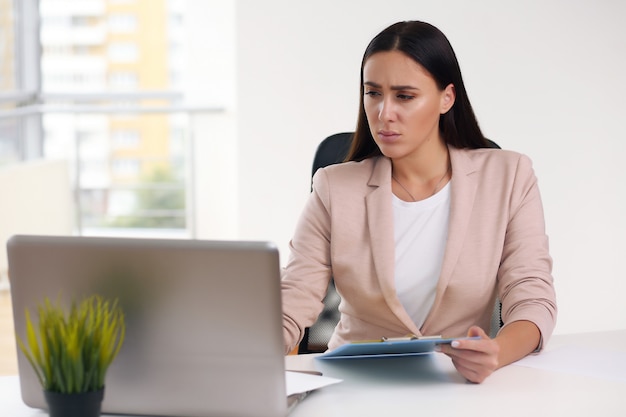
1,0,625,350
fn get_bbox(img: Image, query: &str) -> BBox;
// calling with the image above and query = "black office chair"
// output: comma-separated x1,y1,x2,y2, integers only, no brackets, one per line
297,132,503,354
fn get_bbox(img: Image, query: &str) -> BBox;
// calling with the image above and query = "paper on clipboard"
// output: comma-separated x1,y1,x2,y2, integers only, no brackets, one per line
317,336,480,359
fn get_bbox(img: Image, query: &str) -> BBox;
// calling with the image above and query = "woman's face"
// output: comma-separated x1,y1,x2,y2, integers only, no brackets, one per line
362,50,455,160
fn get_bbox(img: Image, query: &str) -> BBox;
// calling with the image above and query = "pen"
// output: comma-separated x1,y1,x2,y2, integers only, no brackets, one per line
287,370,323,376
352,334,444,343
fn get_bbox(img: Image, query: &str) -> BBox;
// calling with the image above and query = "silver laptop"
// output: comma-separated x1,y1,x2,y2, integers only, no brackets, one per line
7,235,287,417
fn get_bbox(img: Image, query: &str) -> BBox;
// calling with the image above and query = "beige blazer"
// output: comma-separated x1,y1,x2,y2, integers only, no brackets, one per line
281,146,557,353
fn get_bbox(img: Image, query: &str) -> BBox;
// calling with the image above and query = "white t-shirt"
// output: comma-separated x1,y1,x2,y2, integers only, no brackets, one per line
393,182,451,328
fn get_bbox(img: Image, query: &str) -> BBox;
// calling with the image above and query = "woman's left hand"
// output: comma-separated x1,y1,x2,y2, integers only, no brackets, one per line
436,326,500,383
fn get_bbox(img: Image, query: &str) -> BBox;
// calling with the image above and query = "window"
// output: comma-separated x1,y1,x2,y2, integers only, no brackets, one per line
42,45,72,57
111,158,140,176
1,0,231,239
108,71,138,89
108,42,139,62
112,130,140,149
108,14,137,33
40,16,71,28
71,16,92,27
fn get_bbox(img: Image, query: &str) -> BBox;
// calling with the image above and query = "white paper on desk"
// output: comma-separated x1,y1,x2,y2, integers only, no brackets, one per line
514,345,626,383
285,371,342,396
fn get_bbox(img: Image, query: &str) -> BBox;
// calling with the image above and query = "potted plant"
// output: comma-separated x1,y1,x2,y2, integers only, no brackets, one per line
16,294,126,417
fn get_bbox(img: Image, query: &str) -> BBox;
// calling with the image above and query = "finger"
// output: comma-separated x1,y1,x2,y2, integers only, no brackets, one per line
441,346,498,383
441,345,487,365
467,325,489,338
452,351,497,381
451,327,492,351
437,341,486,357
443,340,500,372
451,359,485,384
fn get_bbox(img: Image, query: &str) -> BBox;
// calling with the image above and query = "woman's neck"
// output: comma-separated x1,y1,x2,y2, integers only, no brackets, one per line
392,140,449,182
391,142,451,202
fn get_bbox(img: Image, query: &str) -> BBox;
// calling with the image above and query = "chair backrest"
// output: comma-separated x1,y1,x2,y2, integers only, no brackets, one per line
310,132,353,181
298,132,502,353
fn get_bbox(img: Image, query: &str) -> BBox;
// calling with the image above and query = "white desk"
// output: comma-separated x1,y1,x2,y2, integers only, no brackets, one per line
287,329,626,417
1,330,625,416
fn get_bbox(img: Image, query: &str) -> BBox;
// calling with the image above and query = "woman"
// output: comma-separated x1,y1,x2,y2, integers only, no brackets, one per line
281,21,556,383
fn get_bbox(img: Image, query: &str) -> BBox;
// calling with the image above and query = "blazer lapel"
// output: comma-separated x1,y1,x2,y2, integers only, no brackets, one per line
366,157,423,334
421,146,479,331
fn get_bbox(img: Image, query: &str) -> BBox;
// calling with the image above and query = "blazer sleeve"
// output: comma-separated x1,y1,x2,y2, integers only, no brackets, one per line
497,154,557,348
281,169,334,354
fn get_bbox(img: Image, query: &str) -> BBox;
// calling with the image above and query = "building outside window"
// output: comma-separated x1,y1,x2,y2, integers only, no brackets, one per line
0,0,219,238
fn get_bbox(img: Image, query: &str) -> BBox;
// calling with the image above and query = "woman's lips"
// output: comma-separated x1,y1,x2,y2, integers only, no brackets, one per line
377,130,400,143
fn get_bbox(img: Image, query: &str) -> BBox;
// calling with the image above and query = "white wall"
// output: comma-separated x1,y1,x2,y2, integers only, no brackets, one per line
234,0,626,335
0,160,74,288
185,0,239,239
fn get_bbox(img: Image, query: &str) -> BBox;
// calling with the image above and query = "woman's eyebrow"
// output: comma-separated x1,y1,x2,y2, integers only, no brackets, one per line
363,81,419,91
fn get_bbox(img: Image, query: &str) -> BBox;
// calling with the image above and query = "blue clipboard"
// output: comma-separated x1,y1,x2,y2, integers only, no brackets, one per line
317,336,480,359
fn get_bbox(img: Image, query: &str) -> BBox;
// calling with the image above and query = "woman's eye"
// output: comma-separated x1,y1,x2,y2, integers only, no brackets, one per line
365,91,380,97
397,94,414,101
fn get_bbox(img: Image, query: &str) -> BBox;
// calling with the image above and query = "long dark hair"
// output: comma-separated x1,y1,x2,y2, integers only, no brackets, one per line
347,21,488,161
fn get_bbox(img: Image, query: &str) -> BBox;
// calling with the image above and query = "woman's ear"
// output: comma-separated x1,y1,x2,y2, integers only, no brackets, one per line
440,83,456,114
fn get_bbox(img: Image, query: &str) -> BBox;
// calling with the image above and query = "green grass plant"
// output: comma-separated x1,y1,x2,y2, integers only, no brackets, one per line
16,295,126,394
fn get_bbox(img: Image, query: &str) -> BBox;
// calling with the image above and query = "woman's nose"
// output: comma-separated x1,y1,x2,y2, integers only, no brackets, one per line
378,98,395,121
